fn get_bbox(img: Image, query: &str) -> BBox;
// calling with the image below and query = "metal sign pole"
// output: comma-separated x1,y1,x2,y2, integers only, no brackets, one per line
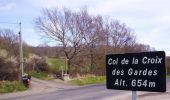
132,91,137,100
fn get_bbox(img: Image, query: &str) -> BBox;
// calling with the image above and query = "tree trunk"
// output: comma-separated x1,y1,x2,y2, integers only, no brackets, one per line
90,44,95,73
67,59,71,74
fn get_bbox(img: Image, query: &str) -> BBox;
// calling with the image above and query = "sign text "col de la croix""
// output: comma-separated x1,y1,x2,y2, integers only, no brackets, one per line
106,51,166,92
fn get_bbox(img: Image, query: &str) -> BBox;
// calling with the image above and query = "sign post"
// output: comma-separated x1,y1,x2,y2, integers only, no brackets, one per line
132,91,137,100
106,51,166,99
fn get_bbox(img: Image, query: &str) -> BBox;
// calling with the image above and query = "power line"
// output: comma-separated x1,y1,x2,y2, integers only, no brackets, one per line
0,22,19,24
0,21,20,35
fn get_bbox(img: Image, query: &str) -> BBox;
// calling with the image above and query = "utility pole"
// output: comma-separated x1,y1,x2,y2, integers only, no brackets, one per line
0,21,24,81
19,22,24,81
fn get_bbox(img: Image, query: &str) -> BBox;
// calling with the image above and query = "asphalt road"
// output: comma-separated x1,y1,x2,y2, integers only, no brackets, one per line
1,78,170,100
2,84,127,100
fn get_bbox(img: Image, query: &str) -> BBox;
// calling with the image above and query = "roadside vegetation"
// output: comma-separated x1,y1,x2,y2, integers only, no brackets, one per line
26,57,65,80
0,30,29,93
71,75,106,85
0,81,27,93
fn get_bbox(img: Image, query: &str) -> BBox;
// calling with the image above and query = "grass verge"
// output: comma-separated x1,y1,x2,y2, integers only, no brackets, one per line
28,71,53,80
71,75,106,85
0,81,27,93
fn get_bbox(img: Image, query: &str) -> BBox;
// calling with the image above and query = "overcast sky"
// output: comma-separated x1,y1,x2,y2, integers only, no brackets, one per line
0,0,170,55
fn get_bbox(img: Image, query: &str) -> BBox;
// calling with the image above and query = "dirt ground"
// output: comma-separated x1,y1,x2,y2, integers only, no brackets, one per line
0,78,77,100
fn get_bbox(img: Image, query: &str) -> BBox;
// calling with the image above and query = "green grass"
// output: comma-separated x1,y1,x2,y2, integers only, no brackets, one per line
47,58,66,71
0,81,27,93
71,76,106,85
28,71,52,80
167,75,170,78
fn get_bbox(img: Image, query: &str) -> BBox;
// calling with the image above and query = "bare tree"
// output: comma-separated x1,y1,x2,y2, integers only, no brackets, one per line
78,10,97,71
71,8,107,72
35,7,154,76
133,43,155,52
0,28,19,56
107,20,136,53
35,8,85,73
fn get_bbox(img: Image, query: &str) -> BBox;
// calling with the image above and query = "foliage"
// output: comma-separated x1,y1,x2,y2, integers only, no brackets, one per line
0,49,8,58
36,60,49,72
71,75,106,85
25,54,50,72
0,28,31,81
0,81,27,93
0,56,19,81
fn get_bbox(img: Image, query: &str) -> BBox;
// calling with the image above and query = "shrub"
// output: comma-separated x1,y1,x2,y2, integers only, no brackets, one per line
0,49,8,58
0,57,19,81
36,60,50,72
25,54,50,73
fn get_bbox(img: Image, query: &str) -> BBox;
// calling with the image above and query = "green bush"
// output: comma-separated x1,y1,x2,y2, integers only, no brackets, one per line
36,61,50,72
0,81,27,93
0,57,19,81
25,55,50,73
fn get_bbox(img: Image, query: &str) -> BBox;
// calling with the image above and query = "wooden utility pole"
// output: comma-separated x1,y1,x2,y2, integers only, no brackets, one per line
19,22,24,80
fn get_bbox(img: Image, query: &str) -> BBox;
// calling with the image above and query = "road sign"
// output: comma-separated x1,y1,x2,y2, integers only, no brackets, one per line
106,51,166,92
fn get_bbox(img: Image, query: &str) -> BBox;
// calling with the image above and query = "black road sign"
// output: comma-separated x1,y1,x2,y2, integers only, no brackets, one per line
106,51,166,92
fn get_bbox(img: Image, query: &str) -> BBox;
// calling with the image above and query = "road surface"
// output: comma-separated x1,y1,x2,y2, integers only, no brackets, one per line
1,84,127,100
0,78,170,100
